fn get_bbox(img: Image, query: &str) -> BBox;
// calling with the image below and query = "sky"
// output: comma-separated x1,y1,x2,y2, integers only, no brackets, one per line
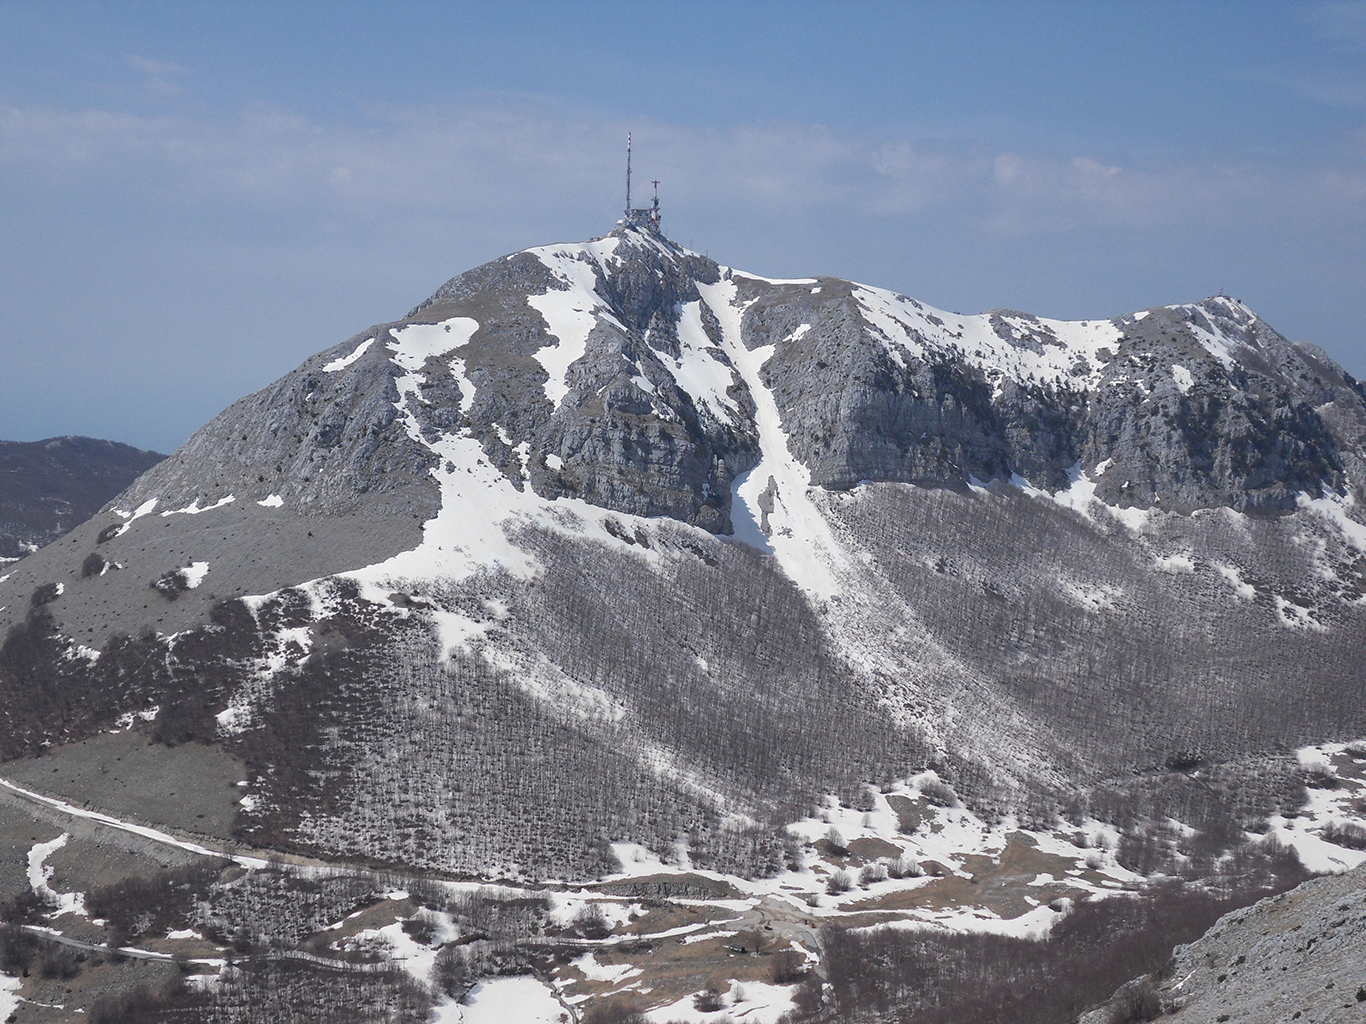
2,0,1365,454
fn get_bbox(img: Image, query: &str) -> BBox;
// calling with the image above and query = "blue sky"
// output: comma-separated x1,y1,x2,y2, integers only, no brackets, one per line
2,0,1364,453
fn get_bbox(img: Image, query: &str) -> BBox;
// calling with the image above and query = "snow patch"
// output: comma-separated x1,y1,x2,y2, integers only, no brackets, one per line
112,498,158,522
256,494,284,508
1212,562,1256,601
700,278,847,598
181,561,209,589
878,903,1063,941
730,269,818,286
27,834,85,917
682,928,736,945
659,300,740,424
387,319,479,373
571,952,642,984
849,285,1122,389
1170,299,1258,369
774,780,1141,924
430,610,498,660
161,495,235,517
1011,464,1149,532
1060,580,1121,613
1274,595,1325,632
1154,553,1196,573
0,975,18,1022
436,976,565,1024
322,337,374,372
1265,741,1366,872
342,318,683,601
491,650,627,724
527,240,626,408
113,706,160,730
1171,364,1193,393
646,980,796,1024
215,621,315,735
449,355,477,414
215,705,249,735
1299,491,1366,552
348,914,456,986
546,893,641,932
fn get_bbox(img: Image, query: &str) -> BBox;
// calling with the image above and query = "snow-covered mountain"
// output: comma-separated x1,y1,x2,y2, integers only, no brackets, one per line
2,223,1365,883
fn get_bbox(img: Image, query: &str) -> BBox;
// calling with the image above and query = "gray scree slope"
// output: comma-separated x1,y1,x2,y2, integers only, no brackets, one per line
1083,863,1366,1024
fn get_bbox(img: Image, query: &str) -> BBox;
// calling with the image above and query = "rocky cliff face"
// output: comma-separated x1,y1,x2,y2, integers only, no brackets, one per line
120,232,757,535
115,335,439,521
119,223,1366,545
739,277,1360,513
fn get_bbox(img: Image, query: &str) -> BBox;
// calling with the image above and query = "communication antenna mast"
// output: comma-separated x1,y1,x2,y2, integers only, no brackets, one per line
621,133,661,232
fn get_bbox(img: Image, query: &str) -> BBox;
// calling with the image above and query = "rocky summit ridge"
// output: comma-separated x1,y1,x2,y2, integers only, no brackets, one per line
118,223,1366,544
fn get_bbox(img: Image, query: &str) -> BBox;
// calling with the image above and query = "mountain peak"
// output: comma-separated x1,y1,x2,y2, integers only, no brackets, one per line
30,236,1351,670
96,232,1366,572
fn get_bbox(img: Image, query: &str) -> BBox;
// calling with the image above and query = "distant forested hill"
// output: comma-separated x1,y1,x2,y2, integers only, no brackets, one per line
0,436,163,559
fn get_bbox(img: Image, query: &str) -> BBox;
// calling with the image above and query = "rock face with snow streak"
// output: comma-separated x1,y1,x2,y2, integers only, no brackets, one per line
744,281,1361,513
113,224,1365,548
407,236,757,532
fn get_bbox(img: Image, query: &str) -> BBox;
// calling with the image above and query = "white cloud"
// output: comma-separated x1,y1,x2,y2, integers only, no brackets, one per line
129,55,190,78
2,95,1361,244
1310,0,1366,49
3,88,1366,454
127,54,192,99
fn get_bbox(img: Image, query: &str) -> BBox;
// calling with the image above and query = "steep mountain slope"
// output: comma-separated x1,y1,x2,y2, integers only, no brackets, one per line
2,224,1364,883
1082,860,1366,1024
0,436,164,560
